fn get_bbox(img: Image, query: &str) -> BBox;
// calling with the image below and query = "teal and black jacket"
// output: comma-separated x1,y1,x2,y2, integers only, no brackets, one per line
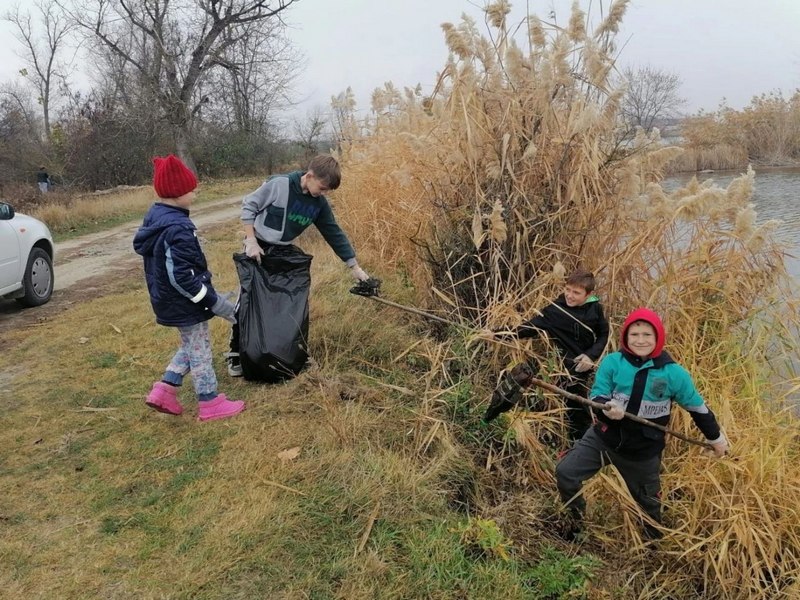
241,171,356,265
591,308,722,458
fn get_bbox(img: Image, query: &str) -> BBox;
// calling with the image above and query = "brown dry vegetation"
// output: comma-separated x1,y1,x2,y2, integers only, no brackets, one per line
331,1,800,598
670,91,800,172
8,177,262,239
3,1,800,598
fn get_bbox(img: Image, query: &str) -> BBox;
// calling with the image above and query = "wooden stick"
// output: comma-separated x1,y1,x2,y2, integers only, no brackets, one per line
360,293,714,450
354,502,381,557
526,377,713,449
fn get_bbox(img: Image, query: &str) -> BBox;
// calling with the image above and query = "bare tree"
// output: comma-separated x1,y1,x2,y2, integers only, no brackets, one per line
620,65,685,134
4,1,75,141
293,106,328,160
65,0,299,170
0,82,46,186
204,19,296,135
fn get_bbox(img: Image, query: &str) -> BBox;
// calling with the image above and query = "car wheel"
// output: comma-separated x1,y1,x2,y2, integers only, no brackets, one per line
16,247,54,307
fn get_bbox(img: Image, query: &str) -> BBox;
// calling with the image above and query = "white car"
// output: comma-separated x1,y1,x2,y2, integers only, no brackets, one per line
0,201,55,307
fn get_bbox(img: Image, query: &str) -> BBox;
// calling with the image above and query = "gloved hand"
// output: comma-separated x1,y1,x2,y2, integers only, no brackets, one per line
601,397,625,420
211,294,237,323
244,236,264,259
705,432,729,458
350,264,369,282
573,354,594,373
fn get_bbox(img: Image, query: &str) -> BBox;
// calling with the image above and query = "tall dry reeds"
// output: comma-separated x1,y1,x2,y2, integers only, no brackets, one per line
666,144,749,172
332,1,800,598
673,91,800,171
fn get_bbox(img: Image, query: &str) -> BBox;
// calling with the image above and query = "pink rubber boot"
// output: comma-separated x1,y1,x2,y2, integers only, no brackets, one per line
197,394,245,422
145,382,184,415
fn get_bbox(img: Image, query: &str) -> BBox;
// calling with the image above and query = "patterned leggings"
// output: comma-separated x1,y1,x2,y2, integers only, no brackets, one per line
162,321,218,401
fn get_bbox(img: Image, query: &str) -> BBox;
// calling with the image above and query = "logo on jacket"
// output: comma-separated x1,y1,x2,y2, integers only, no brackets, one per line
650,378,667,397
287,200,321,226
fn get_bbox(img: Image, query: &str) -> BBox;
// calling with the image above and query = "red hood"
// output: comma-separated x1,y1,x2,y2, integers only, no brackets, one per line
620,307,665,358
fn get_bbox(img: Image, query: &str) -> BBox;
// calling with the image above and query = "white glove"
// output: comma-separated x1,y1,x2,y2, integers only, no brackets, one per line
244,236,264,259
350,264,369,282
706,432,729,458
601,398,625,420
573,354,594,373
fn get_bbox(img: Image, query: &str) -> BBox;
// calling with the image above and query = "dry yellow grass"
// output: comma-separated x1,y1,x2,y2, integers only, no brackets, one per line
330,1,800,597
672,90,800,172
25,177,261,237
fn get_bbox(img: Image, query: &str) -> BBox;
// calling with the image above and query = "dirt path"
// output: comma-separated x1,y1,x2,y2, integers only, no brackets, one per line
0,195,242,347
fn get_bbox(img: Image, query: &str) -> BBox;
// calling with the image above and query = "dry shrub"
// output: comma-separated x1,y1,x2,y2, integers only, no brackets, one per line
666,144,749,173
30,187,153,232
675,91,800,171
332,1,800,598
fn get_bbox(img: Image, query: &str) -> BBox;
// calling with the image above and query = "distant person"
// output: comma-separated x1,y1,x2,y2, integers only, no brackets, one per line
226,153,370,377
555,307,729,540
36,167,50,193
486,269,609,441
133,154,245,421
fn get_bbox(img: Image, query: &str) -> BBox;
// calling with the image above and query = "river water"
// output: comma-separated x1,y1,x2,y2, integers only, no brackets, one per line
664,167,800,279
665,167,800,396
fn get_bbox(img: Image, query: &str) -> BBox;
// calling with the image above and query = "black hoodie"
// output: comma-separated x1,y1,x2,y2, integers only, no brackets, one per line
514,294,609,368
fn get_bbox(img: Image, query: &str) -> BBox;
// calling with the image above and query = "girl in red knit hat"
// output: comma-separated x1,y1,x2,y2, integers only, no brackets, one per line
133,154,245,421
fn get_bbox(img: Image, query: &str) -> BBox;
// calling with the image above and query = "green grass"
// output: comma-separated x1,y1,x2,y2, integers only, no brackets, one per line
0,218,608,599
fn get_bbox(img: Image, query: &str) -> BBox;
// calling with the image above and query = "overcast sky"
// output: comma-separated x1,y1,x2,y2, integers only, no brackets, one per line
0,0,797,123
283,0,799,120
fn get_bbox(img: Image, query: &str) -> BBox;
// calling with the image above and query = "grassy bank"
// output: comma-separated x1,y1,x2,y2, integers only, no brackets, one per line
0,220,605,599
3,178,799,597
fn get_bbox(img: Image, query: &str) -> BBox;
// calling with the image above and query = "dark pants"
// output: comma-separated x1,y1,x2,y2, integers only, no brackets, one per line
229,319,240,356
555,428,662,530
560,371,593,442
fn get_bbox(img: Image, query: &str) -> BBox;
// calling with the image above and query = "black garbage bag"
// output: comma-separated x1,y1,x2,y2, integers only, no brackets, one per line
233,246,312,383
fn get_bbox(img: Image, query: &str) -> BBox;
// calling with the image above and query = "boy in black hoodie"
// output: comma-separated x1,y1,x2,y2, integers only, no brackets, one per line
489,270,609,441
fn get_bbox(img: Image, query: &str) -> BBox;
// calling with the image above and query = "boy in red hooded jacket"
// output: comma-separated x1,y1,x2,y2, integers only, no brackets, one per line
555,307,729,539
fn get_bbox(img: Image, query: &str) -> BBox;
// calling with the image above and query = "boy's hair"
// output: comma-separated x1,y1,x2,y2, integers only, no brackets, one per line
307,154,341,190
565,269,596,293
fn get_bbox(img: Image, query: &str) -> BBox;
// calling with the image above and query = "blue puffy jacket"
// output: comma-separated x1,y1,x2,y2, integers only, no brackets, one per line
133,202,219,327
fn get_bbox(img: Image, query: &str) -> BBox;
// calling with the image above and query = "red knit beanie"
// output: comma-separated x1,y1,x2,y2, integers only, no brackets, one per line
152,155,197,198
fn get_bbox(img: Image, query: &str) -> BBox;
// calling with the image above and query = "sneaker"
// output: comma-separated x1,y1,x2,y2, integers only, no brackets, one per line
225,352,243,377
145,382,184,415
198,394,245,422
